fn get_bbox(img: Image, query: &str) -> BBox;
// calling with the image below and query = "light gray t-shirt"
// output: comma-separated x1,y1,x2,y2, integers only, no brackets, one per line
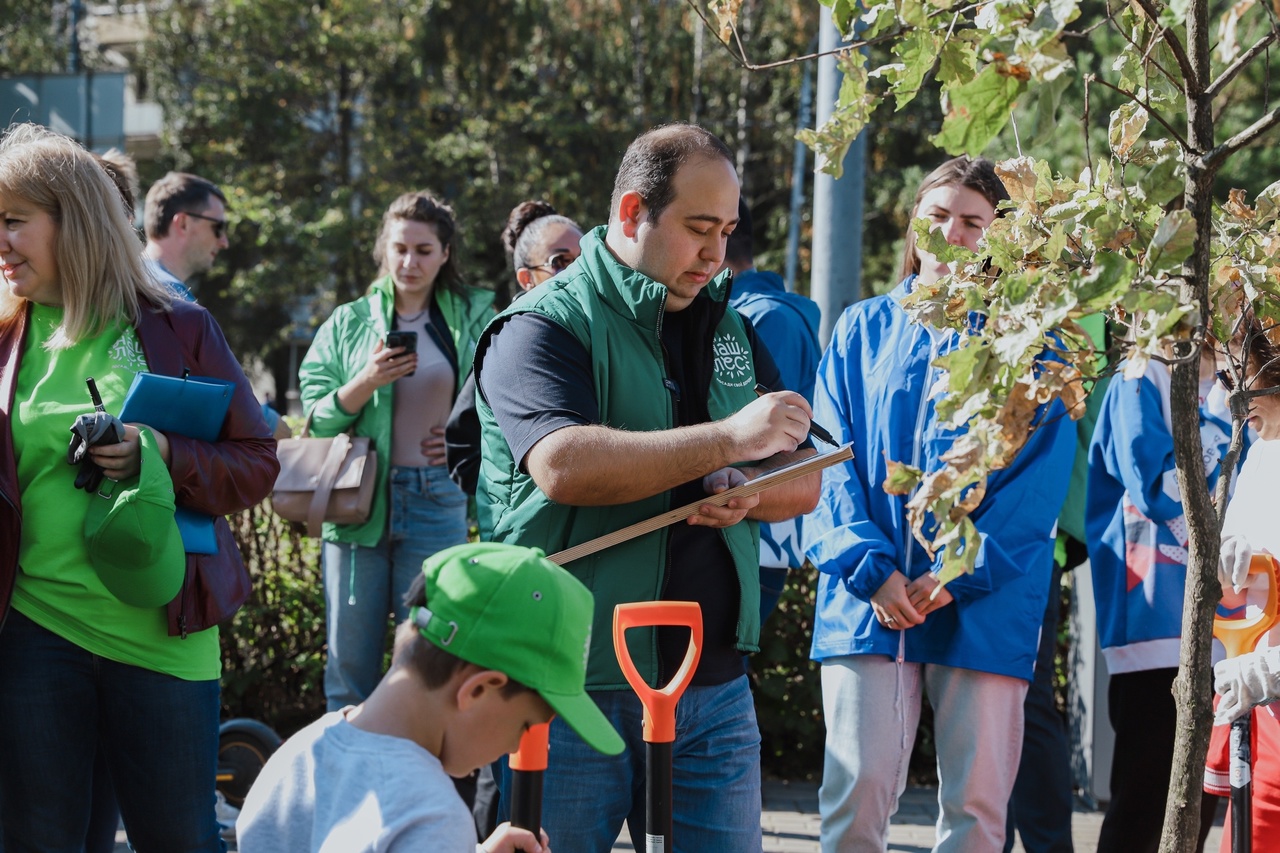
237,709,478,853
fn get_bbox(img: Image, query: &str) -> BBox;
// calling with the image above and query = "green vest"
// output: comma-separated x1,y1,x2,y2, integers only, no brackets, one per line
475,226,761,690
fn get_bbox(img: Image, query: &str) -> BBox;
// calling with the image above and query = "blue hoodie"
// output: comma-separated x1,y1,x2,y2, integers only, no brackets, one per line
1086,362,1238,673
730,269,822,568
805,278,1076,680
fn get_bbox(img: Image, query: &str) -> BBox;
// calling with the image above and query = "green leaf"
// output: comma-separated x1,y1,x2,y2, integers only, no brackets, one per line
832,0,860,35
1256,180,1280,226
1108,103,1148,160
1146,209,1197,272
1076,251,1137,311
936,34,980,87
885,28,943,108
935,516,980,587
1028,70,1072,147
932,64,1028,155
883,459,924,495
797,53,873,178
913,217,971,264
898,0,930,27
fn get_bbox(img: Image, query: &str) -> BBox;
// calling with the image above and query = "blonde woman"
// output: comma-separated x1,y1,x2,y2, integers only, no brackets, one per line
0,123,277,850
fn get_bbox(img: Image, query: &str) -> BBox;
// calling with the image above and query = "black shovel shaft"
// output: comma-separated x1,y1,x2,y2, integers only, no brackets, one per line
509,769,544,835
646,740,673,846
1231,716,1252,853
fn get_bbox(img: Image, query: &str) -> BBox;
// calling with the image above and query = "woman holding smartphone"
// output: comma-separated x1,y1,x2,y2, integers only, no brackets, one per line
299,190,494,711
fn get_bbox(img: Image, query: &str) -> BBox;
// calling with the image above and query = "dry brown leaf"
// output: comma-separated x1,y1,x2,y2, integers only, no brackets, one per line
1226,188,1256,221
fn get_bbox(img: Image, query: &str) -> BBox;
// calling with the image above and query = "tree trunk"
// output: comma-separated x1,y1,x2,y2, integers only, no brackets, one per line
1158,0,1222,847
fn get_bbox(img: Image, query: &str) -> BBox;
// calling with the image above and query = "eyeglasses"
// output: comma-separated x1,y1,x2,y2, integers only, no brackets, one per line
529,252,574,274
183,211,227,239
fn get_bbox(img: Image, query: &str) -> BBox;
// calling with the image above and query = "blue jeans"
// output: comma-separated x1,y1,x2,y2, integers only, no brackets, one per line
0,609,223,853
504,675,763,853
323,463,467,710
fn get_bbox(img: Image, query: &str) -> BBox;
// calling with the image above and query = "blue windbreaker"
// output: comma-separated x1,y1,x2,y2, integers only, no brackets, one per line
730,269,822,569
805,278,1076,680
1086,362,1238,673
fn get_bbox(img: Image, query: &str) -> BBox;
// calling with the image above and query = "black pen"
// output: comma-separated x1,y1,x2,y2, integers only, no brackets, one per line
754,383,839,447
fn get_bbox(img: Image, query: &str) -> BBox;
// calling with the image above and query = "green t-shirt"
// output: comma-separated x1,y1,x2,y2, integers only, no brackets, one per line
12,303,219,681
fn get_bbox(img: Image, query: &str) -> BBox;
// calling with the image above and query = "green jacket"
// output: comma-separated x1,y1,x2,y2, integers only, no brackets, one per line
299,276,494,546
474,226,761,690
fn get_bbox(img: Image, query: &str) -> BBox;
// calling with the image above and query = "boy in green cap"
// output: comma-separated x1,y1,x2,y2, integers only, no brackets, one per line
237,542,624,852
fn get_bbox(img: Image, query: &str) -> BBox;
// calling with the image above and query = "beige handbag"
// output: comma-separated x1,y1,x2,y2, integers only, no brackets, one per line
272,414,377,538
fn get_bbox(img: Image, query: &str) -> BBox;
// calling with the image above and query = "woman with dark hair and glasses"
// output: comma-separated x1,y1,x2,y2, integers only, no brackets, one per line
1205,315,1280,849
299,191,495,713
446,201,582,495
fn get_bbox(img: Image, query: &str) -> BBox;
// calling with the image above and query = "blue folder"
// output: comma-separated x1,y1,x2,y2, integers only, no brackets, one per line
119,372,235,554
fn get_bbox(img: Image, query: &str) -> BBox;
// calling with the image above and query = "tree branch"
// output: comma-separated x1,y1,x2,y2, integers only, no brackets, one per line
1204,104,1280,169
682,0,984,72
1128,0,1200,91
1206,30,1279,100
1090,76,1192,150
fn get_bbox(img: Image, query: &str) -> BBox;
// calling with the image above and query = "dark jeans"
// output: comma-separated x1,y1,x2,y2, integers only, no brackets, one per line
0,610,224,853
1097,667,1216,853
1005,564,1074,852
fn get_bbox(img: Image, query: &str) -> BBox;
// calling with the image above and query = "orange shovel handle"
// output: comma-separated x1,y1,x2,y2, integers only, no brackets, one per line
1214,554,1280,659
613,601,703,744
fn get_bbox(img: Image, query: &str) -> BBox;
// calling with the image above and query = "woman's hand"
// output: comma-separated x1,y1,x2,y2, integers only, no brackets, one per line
358,340,417,390
906,573,954,617
337,341,417,414
870,571,925,629
88,424,171,481
420,427,448,466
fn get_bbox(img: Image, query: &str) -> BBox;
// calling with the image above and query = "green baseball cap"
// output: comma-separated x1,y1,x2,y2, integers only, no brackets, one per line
83,428,186,608
412,542,624,756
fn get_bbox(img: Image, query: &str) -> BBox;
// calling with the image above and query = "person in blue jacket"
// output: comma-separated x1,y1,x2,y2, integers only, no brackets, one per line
1087,347,1237,852
724,197,822,623
805,156,1076,852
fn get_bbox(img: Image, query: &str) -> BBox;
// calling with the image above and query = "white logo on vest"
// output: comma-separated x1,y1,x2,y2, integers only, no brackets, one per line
712,332,754,388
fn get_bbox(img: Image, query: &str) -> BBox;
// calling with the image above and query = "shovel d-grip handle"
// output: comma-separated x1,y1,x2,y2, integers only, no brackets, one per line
1215,554,1280,659
613,601,703,744
510,721,550,772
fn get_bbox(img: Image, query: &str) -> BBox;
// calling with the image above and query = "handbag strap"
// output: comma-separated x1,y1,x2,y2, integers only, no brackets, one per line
306,432,352,538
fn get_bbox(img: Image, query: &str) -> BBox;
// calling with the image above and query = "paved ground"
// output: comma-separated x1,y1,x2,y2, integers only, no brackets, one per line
117,780,1226,851
605,779,1227,852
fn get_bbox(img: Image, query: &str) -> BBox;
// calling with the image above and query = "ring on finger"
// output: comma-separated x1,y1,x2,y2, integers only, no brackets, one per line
885,615,897,625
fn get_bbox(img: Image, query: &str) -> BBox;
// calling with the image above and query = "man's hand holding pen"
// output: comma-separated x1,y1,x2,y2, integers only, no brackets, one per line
754,383,838,446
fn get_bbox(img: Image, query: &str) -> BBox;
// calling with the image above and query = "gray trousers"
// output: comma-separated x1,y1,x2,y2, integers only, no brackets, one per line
819,654,1029,852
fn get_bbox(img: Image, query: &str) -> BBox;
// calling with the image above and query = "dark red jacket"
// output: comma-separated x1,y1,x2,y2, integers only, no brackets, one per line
0,298,279,637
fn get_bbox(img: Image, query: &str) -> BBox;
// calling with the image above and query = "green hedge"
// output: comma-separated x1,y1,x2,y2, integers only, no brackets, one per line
221,505,1071,781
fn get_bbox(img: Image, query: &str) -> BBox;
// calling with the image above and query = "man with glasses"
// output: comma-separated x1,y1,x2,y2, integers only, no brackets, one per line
143,171,230,301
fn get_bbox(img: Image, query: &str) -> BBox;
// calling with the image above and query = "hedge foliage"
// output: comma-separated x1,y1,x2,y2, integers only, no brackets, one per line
221,504,1071,783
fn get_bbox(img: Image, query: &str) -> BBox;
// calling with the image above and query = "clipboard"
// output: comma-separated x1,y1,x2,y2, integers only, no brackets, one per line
548,443,854,565
119,372,235,554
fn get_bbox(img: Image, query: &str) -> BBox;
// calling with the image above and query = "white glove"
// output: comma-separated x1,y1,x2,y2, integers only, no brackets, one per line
1219,534,1255,594
1215,645,1280,725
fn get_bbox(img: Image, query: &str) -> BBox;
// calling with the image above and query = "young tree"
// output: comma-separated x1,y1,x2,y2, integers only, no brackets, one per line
703,0,1280,846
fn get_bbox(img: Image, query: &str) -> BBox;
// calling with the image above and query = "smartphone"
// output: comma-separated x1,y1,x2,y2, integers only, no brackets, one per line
386,330,418,376
386,330,418,354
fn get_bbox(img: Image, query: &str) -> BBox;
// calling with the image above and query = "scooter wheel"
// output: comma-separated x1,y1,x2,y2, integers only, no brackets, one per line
216,718,283,807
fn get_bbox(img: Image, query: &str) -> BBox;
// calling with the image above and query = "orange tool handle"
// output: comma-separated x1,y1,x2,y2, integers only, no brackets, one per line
510,720,551,772
613,601,703,744
1214,554,1280,659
